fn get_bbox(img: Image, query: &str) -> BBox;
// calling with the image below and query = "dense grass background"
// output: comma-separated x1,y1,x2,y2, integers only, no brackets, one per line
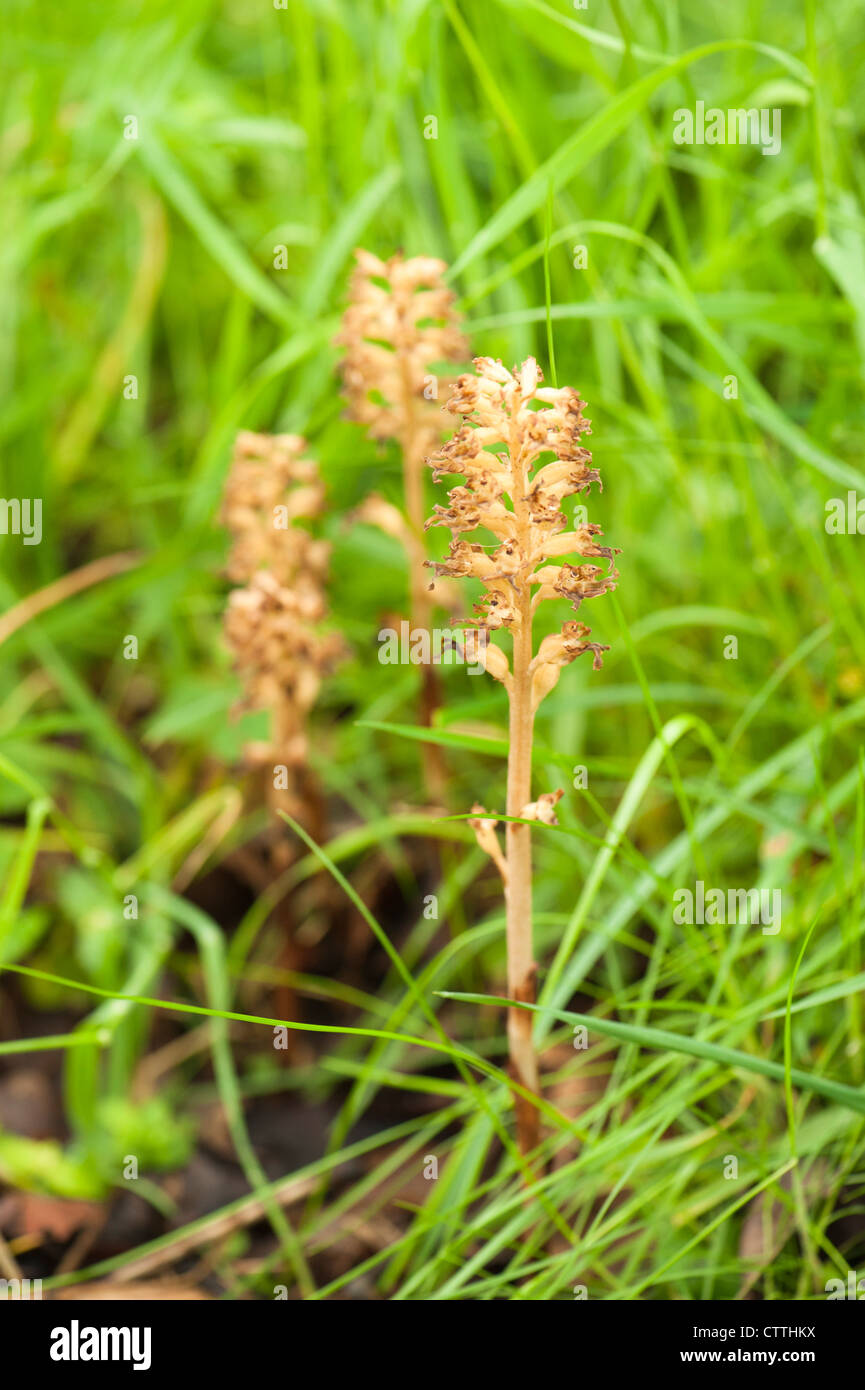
2,0,865,1300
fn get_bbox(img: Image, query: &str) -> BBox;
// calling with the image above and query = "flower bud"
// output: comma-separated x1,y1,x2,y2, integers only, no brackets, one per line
479,641,511,684
531,661,561,711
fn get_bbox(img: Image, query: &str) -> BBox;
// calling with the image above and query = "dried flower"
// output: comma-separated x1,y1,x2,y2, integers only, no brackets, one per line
222,431,343,836
427,357,619,1157
221,430,329,589
336,250,466,459
337,250,468,799
427,356,617,663
519,789,564,825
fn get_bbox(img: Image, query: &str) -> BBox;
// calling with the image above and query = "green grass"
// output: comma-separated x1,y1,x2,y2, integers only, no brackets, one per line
1,0,865,1300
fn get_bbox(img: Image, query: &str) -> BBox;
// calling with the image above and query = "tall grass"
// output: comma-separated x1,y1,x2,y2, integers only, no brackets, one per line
1,0,864,1299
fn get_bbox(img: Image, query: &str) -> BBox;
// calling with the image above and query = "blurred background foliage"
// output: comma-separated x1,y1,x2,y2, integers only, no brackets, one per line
1,0,865,1299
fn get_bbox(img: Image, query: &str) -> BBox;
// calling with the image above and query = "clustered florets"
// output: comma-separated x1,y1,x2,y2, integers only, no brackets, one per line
336,249,467,452
222,431,343,809
222,430,328,589
426,356,618,706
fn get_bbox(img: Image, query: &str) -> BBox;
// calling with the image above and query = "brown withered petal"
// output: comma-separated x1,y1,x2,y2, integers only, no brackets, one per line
473,589,519,630
554,564,618,609
537,523,617,565
426,539,497,581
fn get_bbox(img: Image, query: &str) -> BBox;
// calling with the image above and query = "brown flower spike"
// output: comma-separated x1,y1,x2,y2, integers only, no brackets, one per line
427,357,618,1156
337,250,467,797
222,431,343,844
337,250,466,459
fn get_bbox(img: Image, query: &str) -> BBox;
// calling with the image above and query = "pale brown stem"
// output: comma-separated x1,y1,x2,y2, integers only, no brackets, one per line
505,415,540,1157
396,321,445,804
267,697,326,864
267,699,320,1055
401,434,434,635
